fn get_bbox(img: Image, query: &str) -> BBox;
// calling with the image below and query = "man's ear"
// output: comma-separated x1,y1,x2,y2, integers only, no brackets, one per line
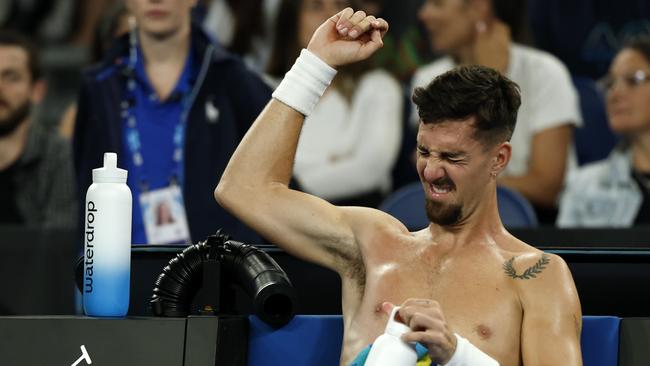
491,142,511,177
30,79,46,104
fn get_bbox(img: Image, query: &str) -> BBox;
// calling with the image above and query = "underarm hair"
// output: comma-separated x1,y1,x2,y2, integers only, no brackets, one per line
323,236,366,288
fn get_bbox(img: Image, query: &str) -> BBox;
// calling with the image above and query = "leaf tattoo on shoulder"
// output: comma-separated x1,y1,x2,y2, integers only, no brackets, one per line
503,253,551,280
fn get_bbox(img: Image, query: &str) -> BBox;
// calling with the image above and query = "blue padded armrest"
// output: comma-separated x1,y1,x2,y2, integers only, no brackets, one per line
581,316,620,366
248,315,344,366
248,315,620,366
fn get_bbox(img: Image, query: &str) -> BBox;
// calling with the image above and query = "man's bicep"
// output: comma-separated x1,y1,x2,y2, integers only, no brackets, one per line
520,255,583,366
521,309,582,365
225,185,363,271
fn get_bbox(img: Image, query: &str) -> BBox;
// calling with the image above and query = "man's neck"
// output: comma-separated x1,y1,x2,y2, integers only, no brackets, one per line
426,189,506,249
138,26,192,99
0,118,30,171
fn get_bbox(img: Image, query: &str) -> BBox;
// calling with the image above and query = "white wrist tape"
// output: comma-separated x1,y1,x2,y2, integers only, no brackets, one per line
443,333,500,366
272,48,337,116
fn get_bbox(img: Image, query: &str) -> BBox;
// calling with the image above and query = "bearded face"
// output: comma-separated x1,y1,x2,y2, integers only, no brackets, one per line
0,45,35,137
423,174,463,226
0,97,31,137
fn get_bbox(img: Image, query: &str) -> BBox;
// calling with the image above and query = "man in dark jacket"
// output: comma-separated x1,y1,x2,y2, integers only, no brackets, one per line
73,0,271,244
0,30,77,228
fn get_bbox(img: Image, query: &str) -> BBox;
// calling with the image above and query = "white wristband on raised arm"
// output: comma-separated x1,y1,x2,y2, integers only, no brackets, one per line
271,48,338,116
443,333,500,366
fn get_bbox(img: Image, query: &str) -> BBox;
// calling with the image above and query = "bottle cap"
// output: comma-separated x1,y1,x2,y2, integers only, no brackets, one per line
385,306,411,337
92,152,128,183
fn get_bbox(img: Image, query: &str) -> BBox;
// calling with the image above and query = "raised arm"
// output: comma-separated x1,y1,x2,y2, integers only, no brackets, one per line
214,9,390,272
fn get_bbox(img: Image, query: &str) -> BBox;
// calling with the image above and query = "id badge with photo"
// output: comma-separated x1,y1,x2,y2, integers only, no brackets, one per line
140,185,191,244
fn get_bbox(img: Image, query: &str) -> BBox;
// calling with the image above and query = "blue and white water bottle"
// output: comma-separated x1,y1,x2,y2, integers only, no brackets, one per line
83,152,132,316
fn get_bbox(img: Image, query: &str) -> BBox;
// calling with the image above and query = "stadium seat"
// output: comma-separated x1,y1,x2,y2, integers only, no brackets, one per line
248,315,620,366
572,76,619,166
379,182,538,230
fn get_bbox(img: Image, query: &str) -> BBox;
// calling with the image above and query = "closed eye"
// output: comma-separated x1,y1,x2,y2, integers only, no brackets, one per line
440,152,468,164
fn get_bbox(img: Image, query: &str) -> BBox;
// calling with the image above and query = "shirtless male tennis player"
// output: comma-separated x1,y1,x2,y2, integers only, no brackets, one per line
215,7,582,366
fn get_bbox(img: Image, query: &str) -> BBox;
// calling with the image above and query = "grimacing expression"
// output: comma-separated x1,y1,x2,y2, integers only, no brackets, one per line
416,119,496,226
606,48,650,135
0,45,34,136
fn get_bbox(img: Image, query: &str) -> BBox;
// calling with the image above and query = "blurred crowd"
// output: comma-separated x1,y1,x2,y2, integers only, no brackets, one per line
2,0,650,244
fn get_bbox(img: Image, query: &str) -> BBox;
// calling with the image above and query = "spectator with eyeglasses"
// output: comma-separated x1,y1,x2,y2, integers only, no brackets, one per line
558,37,650,227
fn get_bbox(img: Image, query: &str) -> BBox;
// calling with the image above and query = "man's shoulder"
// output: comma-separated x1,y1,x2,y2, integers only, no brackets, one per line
341,206,414,250
510,44,573,83
512,44,566,68
77,57,129,99
201,47,271,98
80,33,130,84
343,206,412,234
18,121,71,173
505,249,575,299
496,233,570,283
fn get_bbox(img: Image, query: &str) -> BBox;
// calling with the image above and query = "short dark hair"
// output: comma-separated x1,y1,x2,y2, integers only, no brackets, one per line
624,36,650,64
0,30,42,81
412,65,521,146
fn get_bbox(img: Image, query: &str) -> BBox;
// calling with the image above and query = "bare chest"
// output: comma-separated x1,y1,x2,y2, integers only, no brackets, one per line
340,247,522,365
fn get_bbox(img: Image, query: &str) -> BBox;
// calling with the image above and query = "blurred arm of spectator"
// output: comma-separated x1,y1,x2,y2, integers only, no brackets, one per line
293,71,403,202
498,125,573,207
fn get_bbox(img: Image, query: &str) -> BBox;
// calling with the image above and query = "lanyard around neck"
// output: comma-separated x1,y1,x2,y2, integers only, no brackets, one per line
122,28,191,191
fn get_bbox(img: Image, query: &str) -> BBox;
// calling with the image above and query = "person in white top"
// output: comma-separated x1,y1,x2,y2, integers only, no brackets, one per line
411,0,581,220
265,0,402,207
